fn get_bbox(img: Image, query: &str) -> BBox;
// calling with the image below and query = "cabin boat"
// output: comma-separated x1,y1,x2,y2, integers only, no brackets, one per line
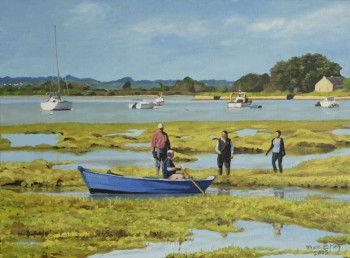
78,166,215,194
129,99,155,109
315,96,339,108
41,26,72,111
228,91,256,108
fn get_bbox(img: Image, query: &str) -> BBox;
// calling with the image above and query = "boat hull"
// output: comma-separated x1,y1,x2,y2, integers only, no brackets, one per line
136,102,155,109
320,101,339,108
129,102,155,109
78,167,215,194
41,100,72,111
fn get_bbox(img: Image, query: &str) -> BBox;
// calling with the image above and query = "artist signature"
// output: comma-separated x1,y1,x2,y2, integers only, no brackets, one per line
306,243,341,256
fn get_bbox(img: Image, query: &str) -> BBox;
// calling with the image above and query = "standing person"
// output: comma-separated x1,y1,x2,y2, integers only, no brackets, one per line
266,130,286,174
151,123,171,176
215,131,234,175
162,150,185,180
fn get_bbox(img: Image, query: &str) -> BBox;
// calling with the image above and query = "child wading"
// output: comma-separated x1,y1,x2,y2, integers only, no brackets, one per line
266,130,286,174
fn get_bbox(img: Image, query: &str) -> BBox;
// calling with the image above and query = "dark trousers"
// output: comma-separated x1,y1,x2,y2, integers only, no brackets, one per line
217,155,231,175
272,152,283,173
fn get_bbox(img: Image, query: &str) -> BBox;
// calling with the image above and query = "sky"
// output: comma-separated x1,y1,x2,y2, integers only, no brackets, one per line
0,0,349,81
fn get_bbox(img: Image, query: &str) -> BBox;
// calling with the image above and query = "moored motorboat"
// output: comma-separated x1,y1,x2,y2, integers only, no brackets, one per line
227,91,260,108
316,96,339,108
78,166,215,194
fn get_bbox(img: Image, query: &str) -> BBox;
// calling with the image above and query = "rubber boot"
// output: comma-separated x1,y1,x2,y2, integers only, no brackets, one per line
226,168,230,176
218,168,223,175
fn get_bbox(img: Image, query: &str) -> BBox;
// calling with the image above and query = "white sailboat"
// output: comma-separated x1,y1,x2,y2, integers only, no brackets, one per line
41,26,72,111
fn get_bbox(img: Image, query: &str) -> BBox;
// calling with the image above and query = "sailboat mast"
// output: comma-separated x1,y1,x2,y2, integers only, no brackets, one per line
54,25,61,95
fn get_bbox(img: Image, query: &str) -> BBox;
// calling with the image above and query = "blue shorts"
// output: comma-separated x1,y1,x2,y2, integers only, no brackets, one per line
155,148,167,168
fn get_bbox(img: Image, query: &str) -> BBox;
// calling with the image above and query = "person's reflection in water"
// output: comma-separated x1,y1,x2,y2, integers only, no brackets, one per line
272,188,285,237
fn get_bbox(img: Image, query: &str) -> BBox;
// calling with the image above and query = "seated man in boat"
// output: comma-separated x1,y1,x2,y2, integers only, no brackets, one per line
162,150,185,180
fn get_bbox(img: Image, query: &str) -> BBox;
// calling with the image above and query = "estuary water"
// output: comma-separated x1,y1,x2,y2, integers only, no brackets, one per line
1,96,350,125
90,220,349,258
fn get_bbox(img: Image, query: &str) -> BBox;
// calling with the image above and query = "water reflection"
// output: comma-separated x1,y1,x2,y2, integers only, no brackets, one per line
273,188,284,237
22,186,350,202
90,220,349,258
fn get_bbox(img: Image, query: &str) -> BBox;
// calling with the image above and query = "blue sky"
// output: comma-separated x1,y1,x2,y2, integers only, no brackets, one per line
0,0,349,81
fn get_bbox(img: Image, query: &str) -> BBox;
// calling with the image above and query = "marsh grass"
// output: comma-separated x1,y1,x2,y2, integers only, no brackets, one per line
1,121,349,156
0,154,349,191
1,189,349,257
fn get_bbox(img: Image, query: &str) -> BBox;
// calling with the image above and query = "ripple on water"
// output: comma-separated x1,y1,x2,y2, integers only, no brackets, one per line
103,129,145,137
234,128,273,137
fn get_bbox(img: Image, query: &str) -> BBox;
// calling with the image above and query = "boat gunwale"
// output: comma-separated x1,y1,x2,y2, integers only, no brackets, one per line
78,167,215,182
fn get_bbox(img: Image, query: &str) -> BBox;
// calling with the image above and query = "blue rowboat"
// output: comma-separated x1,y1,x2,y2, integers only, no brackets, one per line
78,166,216,194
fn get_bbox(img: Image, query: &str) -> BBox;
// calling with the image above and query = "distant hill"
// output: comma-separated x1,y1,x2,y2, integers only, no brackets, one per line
0,75,234,90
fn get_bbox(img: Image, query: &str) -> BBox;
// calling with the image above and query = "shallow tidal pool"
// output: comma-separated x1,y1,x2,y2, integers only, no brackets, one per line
89,220,349,258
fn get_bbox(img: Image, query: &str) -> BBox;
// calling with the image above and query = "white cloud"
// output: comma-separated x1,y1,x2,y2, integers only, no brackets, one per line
250,18,285,32
248,3,350,39
64,1,110,26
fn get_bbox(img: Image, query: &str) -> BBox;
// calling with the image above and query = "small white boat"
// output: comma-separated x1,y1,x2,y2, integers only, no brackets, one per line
227,91,253,108
41,93,72,111
154,96,165,106
154,92,165,106
129,99,155,109
317,96,339,108
41,26,72,111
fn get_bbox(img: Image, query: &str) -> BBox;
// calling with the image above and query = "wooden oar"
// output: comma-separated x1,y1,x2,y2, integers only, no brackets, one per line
180,167,205,195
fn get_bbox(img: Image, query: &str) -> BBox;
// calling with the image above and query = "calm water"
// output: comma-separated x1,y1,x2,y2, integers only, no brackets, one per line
1,96,350,125
90,220,348,258
2,133,60,147
24,187,350,203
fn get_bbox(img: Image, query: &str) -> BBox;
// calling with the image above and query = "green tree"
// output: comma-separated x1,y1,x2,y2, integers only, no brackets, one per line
343,78,350,89
122,81,132,90
270,53,342,93
232,73,270,92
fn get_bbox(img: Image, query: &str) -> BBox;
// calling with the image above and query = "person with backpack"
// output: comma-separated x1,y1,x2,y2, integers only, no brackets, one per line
215,130,234,175
266,130,286,174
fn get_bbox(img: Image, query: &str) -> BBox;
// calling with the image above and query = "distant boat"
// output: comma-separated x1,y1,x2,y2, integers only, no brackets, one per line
315,96,339,108
78,166,215,194
129,99,155,109
228,91,253,108
41,26,72,111
154,92,165,106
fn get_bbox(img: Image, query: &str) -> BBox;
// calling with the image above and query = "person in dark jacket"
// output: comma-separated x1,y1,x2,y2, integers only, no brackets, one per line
266,130,286,174
215,131,234,175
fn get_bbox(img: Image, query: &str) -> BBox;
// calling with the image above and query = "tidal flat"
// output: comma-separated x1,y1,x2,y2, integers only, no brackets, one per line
0,120,349,257
0,154,349,190
1,189,349,257
0,120,349,156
